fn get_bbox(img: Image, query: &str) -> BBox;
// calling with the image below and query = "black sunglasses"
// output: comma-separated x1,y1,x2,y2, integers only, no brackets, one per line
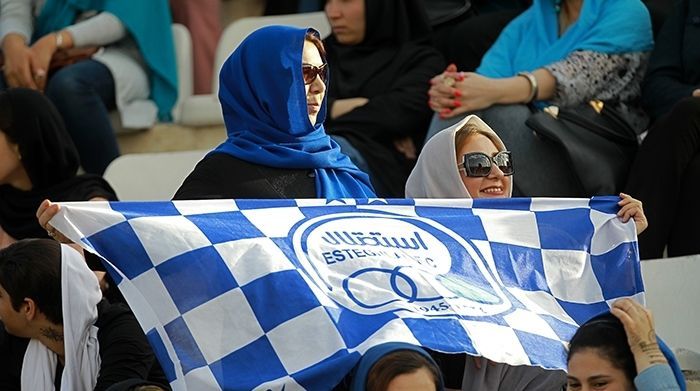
458,151,514,177
302,63,328,84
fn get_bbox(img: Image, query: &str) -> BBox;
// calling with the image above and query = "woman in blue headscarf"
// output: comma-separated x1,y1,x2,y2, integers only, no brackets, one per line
345,342,444,391
0,0,177,174
174,26,376,200
567,298,685,391
425,0,654,197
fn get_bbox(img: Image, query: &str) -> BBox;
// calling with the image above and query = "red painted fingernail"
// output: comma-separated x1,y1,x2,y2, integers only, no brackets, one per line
453,100,461,107
453,89,462,97
440,108,451,115
456,74,464,81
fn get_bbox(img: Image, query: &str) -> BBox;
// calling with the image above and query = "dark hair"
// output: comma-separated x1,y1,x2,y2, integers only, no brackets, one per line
567,313,636,382
366,350,441,391
0,239,63,324
305,30,327,61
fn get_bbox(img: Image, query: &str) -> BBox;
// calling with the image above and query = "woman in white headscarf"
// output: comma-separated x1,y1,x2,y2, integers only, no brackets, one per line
406,115,513,199
405,114,647,391
406,115,646,228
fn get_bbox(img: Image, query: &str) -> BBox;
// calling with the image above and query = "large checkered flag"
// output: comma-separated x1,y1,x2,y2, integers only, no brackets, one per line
50,197,643,391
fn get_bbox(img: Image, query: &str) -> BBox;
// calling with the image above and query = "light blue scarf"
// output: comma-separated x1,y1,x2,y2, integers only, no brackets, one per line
477,0,653,78
34,0,178,121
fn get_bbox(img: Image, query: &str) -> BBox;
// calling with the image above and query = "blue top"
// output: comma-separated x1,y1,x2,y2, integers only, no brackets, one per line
477,0,653,78
34,0,178,121
349,342,444,391
212,26,376,199
635,364,682,391
654,338,686,391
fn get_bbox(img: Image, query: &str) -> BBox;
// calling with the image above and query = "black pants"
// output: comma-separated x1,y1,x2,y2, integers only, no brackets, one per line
625,97,700,259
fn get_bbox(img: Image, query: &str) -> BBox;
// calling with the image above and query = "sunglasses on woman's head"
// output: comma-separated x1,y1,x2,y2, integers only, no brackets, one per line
302,63,328,84
459,151,514,177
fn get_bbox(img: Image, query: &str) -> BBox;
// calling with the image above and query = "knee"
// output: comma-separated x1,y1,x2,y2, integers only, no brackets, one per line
45,67,91,100
479,104,531,135
669,97,700,122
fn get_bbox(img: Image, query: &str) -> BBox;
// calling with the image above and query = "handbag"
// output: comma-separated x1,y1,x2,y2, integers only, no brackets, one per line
525,100,638,196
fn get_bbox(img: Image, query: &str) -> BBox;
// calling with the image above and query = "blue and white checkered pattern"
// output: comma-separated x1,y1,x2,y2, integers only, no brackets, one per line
52,197,643,391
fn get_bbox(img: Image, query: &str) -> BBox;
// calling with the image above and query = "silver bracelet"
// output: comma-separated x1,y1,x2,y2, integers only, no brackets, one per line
55,30,64,50
517,71,539,103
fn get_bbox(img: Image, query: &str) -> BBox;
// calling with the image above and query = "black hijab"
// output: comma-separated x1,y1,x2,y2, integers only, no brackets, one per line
324,0,445,197
325,0,435,97
0,88,116,240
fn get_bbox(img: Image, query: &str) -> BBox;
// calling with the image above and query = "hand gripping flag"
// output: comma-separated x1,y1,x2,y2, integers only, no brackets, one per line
50,197,643,391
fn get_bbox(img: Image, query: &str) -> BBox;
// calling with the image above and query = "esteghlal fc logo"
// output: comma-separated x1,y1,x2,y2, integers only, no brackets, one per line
292,212,511,317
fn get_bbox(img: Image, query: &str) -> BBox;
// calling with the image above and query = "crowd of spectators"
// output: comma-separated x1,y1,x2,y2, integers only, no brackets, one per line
0,0,697,390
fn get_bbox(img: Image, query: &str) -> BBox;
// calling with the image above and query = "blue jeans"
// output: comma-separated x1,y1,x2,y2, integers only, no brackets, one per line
0,59,119,174
331,135,372,176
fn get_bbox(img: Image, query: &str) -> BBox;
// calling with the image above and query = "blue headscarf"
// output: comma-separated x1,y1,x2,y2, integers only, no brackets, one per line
212,26,376,199
349,342,444,391
477,0,653,78
33,0,178,121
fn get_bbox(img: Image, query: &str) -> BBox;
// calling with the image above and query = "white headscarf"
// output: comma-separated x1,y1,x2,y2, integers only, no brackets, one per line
21,244,102,391
405,115,511,198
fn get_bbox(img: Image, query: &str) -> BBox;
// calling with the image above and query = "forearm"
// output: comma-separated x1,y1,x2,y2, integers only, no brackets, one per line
329,94,433,139
634,364,680,391
631,341,669,375
493,68,556,105
0,0,32,46
330,97,369,119
64,12,126,48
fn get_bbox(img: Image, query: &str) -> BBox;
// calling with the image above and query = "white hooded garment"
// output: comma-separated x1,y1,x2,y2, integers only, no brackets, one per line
21,244,102,391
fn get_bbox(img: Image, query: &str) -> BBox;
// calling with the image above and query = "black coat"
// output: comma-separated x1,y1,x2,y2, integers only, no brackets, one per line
324,0,445,197
174,153,317,200
641,0,700,120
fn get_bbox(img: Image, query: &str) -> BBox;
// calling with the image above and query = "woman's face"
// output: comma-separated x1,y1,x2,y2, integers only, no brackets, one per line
302,40,327,125
0,130,24,187
567,348,634,391
386,367,437,391
456,133,512,198
325,0,366,45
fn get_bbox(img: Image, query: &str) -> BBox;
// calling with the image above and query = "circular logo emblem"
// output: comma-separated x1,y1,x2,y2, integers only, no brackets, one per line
292,212,511,317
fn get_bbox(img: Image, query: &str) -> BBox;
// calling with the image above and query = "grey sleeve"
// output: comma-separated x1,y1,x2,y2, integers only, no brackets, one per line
0,0,33,44
544,50,643,107
64,12,126,48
